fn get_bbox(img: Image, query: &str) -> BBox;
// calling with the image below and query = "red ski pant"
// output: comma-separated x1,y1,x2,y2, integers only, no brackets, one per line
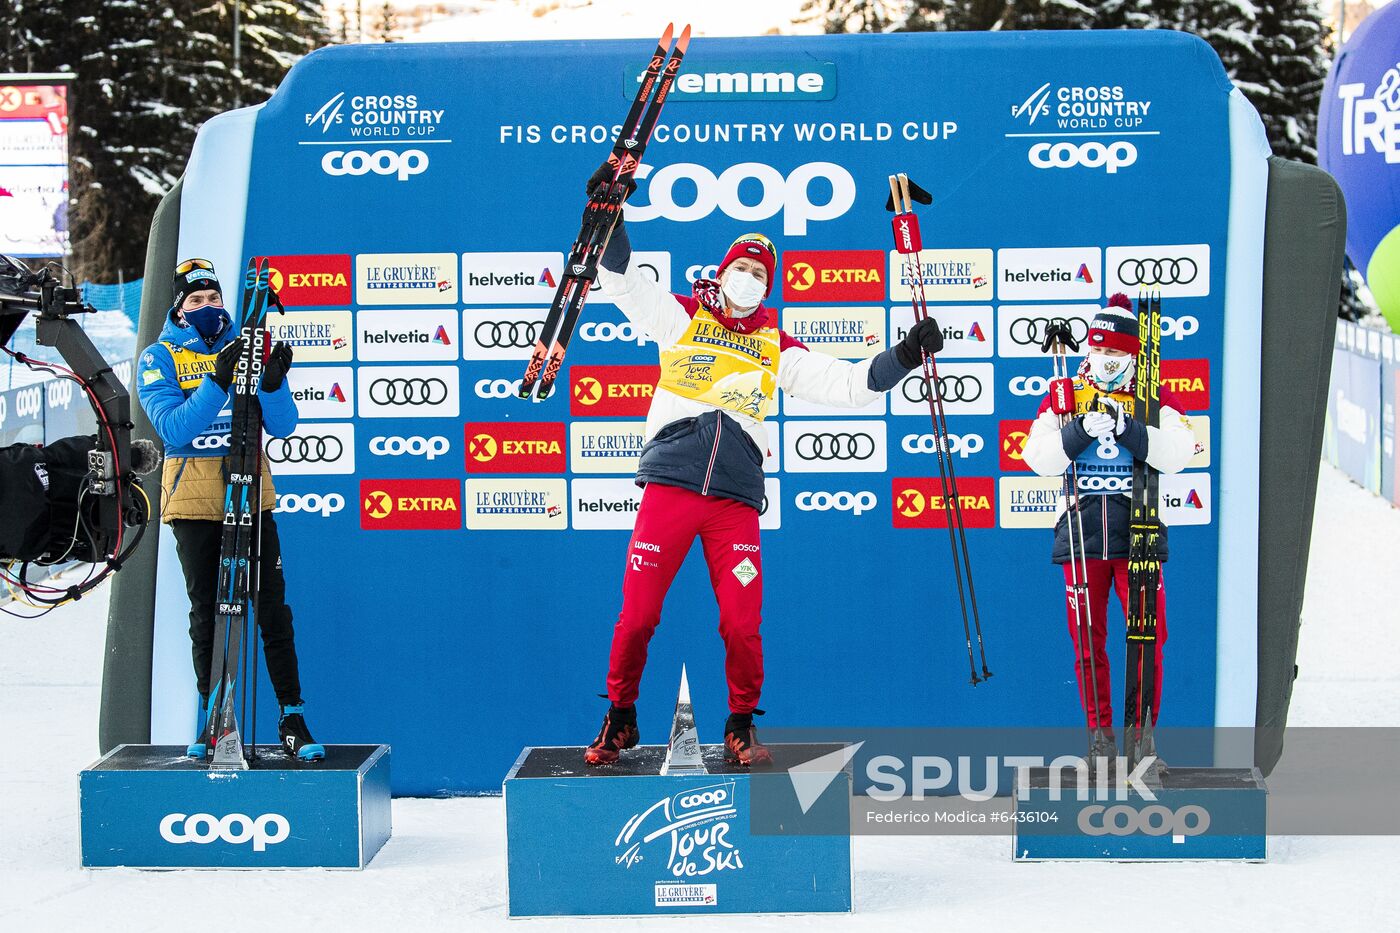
1062,559,1167,730
606,482,764,714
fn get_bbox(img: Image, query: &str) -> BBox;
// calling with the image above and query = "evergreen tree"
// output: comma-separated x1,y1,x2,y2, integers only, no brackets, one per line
373,2,401,42
0,1,329,280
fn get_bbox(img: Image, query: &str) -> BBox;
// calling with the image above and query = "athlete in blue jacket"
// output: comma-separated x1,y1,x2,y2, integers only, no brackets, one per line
136,259,323,761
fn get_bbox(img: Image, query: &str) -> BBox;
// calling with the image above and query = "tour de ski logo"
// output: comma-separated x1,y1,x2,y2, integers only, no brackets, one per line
614,781,744,880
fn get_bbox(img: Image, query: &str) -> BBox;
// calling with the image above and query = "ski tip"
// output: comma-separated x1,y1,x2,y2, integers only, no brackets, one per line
297,743,326,762
676,24,692,50
659,23,674,46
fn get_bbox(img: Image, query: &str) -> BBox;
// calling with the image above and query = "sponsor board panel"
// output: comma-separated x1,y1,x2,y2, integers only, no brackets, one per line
890,363,995,416
1159,472,1212,526
996,247,1102,301
571,477,643,530
1104,244,1211,298
890,305,993,359
783,419,887,473
465,478,569,530
265,254,353,306
781,306,885,359
462,308,552,361
996,305,1101,358
267,311,353,363
782,249,886,303
360,478,461,530
460,252,563,304
466,422,567,473
286,366,354,419
570,365,660,417
356,252,458,305
999,475,1063,528
265,422,356,476
357,364,460,418
570,421,647,475
780,389,886,417
891,476,996,528
357,309,459,362
889,248,994,302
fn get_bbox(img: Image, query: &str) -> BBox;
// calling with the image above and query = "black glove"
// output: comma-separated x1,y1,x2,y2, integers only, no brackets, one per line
260,341,293,392
895,318,944,369
884,176,932,213
586,157,637,201
1040,318,1081,354
210,337,244,390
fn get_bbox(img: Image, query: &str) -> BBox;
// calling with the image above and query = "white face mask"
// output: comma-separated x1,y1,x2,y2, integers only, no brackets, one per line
1087,352,1135,391
720,268,766,311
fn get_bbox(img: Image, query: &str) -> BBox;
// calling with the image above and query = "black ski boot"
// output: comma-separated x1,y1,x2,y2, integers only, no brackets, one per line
724,711,773,767
278,704,325,761
585,704,639,766
1088,727,1117,765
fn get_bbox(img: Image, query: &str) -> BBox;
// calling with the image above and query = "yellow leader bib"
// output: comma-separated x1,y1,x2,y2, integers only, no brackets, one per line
658,308,781,421
162,341,219,391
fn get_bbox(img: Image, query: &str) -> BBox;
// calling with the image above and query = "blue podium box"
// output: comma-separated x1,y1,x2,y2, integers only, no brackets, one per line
1014,766,1266,861
80,744,392,869
504,744,853,917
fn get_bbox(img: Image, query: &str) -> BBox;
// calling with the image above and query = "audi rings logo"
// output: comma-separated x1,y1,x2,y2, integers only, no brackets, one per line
370,435,450,460
321,148,428,181
1078,803,1210,838
266,435,344,464
192,434,232,451
795,490,877,516
794,432,876,461
1117,257,1197,286
1009,317,1089,347
274,493,346,517
474,320,541,349
369,377,448,406
159,812,290,852
901,374,983,404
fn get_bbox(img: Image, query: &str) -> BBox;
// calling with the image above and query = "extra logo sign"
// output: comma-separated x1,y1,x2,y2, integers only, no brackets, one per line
891,476,995,529
570,365,660,417
265,255,352,306
360,478,462,530
782,250,885,303
465,422,566,473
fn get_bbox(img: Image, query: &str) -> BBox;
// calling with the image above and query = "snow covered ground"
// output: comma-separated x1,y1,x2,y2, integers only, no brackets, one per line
401,0,819,43
1,461,1397,931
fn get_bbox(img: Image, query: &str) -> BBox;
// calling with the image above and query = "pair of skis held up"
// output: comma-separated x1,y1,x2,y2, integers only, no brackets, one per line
518,23,691,401
1042,294,1163,771
194,257,283,769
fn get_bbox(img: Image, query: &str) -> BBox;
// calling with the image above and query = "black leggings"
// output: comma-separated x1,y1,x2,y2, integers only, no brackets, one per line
170,514,302,706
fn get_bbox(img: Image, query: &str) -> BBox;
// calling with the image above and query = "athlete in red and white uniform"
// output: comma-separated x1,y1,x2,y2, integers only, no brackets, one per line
583,179,943,766
1021,295,1196,758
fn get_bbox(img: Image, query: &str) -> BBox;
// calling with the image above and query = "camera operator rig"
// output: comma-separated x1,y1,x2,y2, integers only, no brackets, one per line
0,254,153,610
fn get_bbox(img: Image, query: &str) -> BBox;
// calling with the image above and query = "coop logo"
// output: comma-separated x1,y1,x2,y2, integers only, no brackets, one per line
782,250,885,302
901,432,984,458
1011,81,1153,130
357,309,458,362
370,434,450,461
1160,358,1211,410
570,365,659,417
795,490,877,516
614,781,743,880
460,252,563,303
14,385,42,418
45,378,74,410
265,255,353,307
321,148,428,181
892,476,995,529
159,812,290,852
359,365,459,418
1078,803,1209,838
360,479,461,530
626,161,855,236
1029,140,1138,174
465,422,566,473
465,478,568,530
274,492,345,517
1336,73,1400,162
579,319,653,346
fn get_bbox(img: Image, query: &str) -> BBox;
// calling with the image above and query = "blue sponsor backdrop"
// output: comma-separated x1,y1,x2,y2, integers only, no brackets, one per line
156,31,1265,793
